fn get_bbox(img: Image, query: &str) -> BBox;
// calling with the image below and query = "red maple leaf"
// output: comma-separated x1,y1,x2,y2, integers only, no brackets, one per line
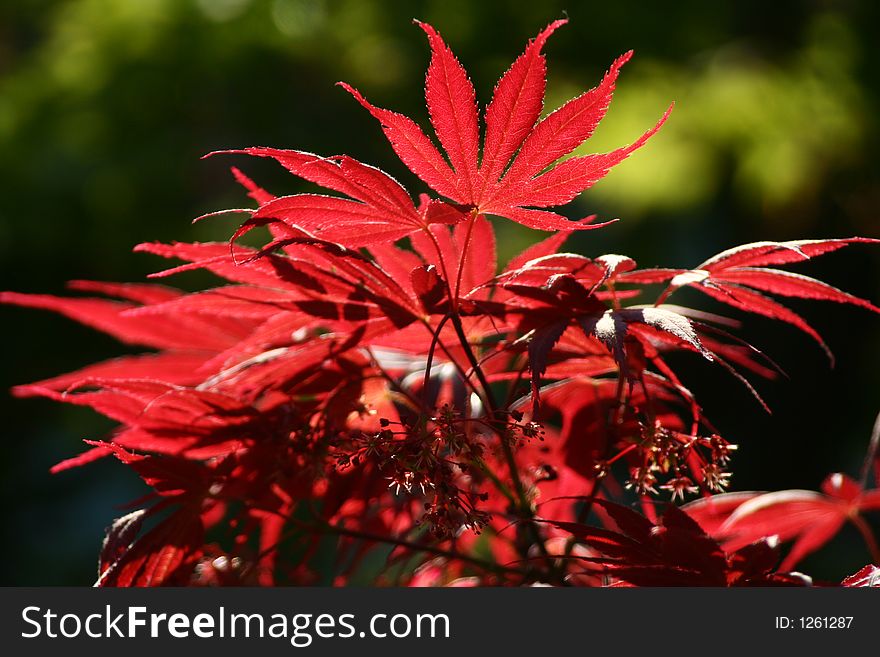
339,19,671,232
91,441,214,587
623,238,880,362
685,473,880,570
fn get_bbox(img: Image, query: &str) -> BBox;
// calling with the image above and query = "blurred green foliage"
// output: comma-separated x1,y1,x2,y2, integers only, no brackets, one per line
2,0,879,584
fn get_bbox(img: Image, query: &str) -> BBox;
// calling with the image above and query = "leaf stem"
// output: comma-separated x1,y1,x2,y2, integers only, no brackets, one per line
453,210,479,300
422,224,457,311
422,313,451,399
448,311,560,578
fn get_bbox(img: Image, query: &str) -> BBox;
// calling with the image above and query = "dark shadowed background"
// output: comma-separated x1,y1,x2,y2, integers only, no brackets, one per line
1,0,878,585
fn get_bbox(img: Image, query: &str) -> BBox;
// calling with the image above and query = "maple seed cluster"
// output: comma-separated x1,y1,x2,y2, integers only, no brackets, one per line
3,18,880,587
621,422,736,497
334,408,492,538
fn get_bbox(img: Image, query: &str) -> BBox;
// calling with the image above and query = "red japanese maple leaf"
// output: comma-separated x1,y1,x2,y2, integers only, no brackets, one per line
339,19,671,232
623,238,880,362
92,440,213,587
684,472,880,570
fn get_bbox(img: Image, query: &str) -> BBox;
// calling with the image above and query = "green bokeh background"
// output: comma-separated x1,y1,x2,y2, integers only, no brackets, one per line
1,0,879,585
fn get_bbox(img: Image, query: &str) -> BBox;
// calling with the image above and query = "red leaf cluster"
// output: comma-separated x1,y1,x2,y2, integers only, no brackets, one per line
3,19,878,586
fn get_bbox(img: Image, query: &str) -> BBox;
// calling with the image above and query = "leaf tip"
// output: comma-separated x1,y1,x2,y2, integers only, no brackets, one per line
336,81,368,107
615,50,635,68
412,18,435,34
534,18,568,46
